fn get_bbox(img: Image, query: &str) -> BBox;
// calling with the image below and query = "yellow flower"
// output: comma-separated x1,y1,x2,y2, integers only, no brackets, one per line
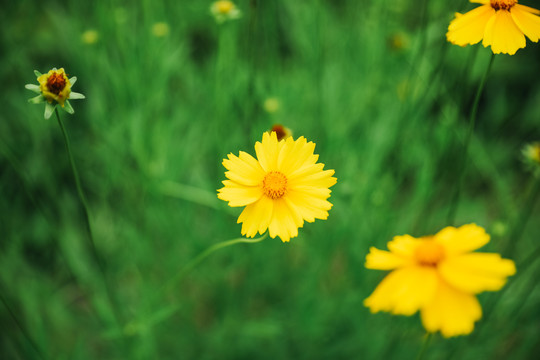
38,68,71,107
26,68,85,119
218,132,337,242
522,142,540,164
210,1,241,24
81,29,99,44
447,0,540,55
263,97,281,113
152,22,170,37
267,124,292,141
364,224,516,337
522,141,540,176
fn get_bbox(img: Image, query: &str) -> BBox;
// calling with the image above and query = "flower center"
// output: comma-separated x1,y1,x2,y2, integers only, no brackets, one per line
262,171,287,199
490,0,517,11
46,72,67,95
217,1,234,14
415,239,445,266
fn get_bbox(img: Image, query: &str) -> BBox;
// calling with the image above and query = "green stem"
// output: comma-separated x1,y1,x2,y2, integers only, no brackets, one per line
447,53,495,224
503,176,540,258
163,234,268,294
54,109,124,330
0,292,46,360
416,332,433,360
55,108,94,245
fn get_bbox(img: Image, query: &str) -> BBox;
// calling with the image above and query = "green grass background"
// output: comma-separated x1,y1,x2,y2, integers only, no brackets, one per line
1,0,539,359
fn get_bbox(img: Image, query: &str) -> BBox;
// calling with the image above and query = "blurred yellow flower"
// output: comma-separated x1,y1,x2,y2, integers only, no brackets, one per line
26,68,85,119
522,142,540,176
447,0,540,55
267,124,292,141
218,132,337,242
364,224,516,337
263,97,281,113
522,142,540,164
81,29,99,44
211,1,241,24
152,22,170,37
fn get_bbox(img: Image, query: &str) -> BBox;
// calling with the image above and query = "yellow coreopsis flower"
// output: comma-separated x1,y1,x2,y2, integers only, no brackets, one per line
38,68,71,107
26,68,85,119
218,132,337,242
210,1,241,24
364,224,516,337
447,0,540,55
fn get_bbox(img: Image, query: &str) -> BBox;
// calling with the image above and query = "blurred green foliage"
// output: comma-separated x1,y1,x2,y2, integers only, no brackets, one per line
1,0,539,359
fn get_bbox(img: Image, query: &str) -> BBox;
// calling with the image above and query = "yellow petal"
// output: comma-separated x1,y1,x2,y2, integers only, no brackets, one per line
255,131,279,171
268,198,300,242
217,180,262,207
511,5,540,42
438,253,516,294
434,224,489,255
284,191,330,222
223,152,265,186
387,235,423,258
447,5,495,46
365,247,412,270
516,4,540,16
279,137,318,176
364,266,438,316
483,9,526,55
237,196,274,237
288,163,337,189
420,280,482,338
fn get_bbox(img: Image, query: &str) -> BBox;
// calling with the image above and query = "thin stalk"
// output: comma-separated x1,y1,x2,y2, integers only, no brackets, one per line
416,332,433,360
54,109,124,330
503,176,540,257
1,292,46,360
446,53,495,224
163,234,268,294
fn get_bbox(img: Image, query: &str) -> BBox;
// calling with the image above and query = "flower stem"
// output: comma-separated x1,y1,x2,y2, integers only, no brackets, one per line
447,53,496,225
163,234,268,294
416,332,433,360
55,108,94,245
503,176,540,258
1,292,46,360
54,109,124,330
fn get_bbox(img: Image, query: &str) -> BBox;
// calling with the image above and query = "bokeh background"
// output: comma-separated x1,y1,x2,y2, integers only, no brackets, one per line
1,0,539,359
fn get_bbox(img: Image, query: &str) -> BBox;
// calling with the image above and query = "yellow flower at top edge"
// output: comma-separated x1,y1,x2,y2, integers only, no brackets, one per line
218,132,337,242
447,0,540,55
211,1,241,24
38,68,71,107
364,224,516,338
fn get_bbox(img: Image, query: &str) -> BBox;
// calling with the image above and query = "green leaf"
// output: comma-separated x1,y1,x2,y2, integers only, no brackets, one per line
25,84,41,94
69,92,85,100
63,100,74,114
44,102,55,119
69,76,77,85
28,94,45,104
34,70,42,77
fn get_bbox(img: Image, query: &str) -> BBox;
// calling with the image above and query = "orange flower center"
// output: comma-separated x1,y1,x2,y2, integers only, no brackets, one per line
415,240,445,266
217,1,234,14
262,171,287,199
46,72,67,95
490,0,517,11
